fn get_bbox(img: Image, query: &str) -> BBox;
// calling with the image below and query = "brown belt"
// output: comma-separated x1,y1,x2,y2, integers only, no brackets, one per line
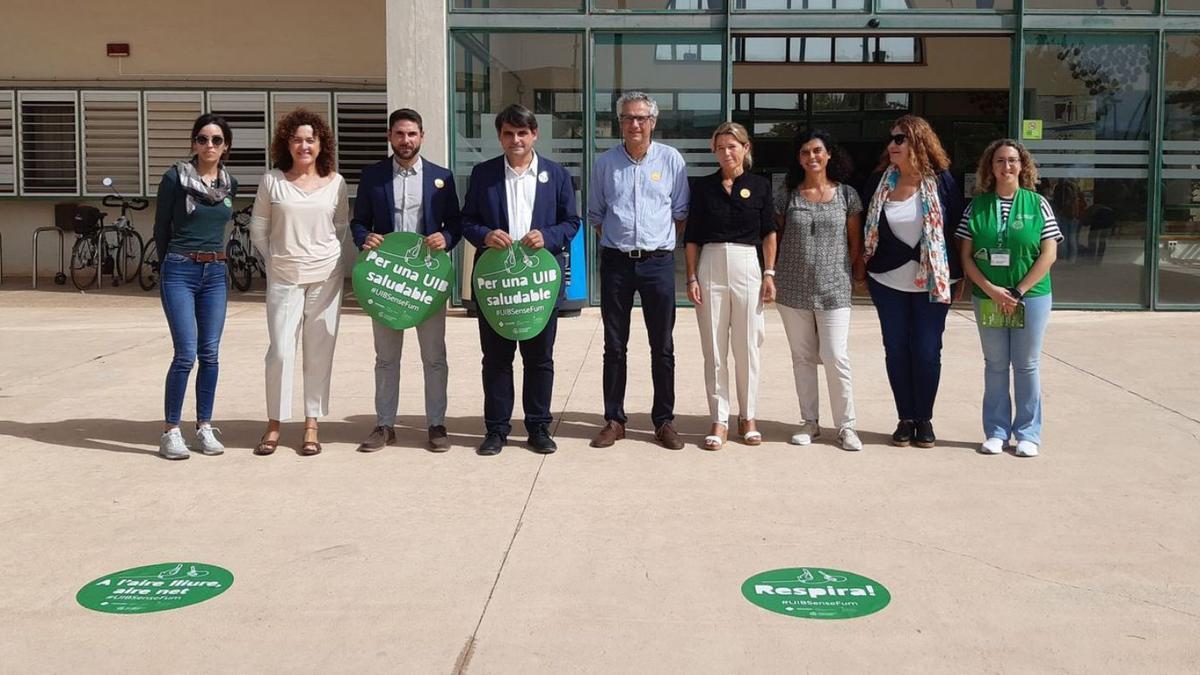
183,251,226,262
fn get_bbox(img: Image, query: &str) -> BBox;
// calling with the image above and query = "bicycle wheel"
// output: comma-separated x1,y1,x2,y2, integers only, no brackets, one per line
70,235,100,290
226,239,252,292
139,238,160,291
117,229,144,285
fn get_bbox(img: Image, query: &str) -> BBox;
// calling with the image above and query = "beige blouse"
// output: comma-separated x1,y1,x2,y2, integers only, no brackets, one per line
249,169,349,285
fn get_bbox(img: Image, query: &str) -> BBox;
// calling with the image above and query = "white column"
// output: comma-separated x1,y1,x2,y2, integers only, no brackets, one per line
386,0,449,166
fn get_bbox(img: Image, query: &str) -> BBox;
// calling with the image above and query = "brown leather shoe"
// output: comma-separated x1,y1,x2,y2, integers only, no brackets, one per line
357,425,395,453
427,425,450,452
655,422,684,450
590,420,625,448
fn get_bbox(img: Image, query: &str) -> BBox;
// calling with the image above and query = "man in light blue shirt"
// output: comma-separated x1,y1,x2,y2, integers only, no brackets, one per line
587,92,690,450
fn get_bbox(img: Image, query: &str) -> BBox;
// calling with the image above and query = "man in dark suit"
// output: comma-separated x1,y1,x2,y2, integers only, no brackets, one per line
350,108,462,453
462,104,579,456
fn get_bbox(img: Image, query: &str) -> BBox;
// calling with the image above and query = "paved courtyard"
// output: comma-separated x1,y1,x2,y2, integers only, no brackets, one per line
1,282,1198,673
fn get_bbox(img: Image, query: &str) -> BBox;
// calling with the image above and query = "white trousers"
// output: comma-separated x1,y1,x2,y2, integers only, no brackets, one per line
264,273,343,420
777,305,856,430
372,305,448,428
695,243,764,425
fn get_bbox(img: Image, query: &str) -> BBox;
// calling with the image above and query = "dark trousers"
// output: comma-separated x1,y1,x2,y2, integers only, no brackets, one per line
600,248,676,427
477,311,558,438
867,278,951,422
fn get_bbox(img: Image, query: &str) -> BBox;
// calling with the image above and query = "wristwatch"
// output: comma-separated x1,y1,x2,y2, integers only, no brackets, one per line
1007,287,1024,301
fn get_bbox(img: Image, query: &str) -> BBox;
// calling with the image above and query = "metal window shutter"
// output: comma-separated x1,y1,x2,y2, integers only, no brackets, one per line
270,92,332,131
0,92,15,196
17,90,80,196
81,91,143,197
334,92,387,198
206,91,269,190
143,91,204,196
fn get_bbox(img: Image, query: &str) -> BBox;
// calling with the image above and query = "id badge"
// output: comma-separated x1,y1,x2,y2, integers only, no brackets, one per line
989,248,1011,267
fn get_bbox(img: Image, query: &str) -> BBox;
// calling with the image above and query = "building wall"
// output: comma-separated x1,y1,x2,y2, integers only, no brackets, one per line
0,0,389,278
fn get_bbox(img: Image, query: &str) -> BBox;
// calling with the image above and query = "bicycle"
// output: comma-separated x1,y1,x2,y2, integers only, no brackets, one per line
69,178,149,290
139,236,160,291
225,204,265,292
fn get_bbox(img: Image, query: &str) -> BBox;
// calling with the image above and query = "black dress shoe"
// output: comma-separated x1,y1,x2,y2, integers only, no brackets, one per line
527,426,558,454
913,420,936,448
477,432,505,456
891,420,915,447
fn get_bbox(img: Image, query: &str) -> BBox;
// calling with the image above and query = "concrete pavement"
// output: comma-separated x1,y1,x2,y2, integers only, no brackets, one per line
1,282,1198,673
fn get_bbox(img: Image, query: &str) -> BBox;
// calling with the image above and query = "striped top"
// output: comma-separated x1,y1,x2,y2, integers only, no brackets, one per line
955,193,1063,242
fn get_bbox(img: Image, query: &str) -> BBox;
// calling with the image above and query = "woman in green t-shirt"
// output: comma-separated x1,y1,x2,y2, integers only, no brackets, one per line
957,139,1062,458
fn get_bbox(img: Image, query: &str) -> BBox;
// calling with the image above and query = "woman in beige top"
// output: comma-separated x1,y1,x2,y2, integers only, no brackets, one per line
249,108,349,456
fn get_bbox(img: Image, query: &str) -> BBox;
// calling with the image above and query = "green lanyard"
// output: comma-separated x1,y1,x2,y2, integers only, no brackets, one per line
993,197,1010,249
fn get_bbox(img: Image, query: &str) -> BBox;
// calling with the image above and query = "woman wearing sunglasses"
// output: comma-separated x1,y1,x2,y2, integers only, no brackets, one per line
153,114,238,460
861,115,964,449
956,139,1061,458
773,129,864,451
249,109,349,457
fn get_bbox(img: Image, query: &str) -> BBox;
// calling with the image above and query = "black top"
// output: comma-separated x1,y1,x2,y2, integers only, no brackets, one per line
684,170,776,246
860,170,964,280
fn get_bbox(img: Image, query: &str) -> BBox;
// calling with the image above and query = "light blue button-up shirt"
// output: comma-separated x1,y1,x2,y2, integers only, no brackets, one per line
588,141,690,252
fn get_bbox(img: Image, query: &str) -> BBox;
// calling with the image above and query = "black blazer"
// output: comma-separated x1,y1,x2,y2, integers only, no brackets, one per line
861,170,964,280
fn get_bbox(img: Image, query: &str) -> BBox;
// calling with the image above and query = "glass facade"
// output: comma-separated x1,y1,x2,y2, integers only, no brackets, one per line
448,3,1200,310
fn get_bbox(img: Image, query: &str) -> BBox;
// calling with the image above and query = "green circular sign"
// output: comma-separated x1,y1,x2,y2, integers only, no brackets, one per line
472,243,561,341
742,567,890,620
77,562,233,614
352,232,454,331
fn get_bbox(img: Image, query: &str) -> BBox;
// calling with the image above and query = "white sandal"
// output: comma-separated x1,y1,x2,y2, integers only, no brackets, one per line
738,418,763,446
703,424,727,451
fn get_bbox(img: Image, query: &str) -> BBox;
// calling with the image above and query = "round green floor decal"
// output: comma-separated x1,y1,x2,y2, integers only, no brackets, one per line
77,562,233,614
742,567,890,619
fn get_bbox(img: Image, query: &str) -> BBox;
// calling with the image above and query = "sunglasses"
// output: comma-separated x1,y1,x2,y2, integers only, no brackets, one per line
888,133,907,146
193,134,226,147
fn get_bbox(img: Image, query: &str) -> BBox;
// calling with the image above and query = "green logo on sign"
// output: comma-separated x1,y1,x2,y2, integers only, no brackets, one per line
472,243,560,341
77,562,233,614
352,232,454,331
742,567,890,620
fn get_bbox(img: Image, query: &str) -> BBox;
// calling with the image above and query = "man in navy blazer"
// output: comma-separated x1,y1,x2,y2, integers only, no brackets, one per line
350,108,462,453
462,104,579,456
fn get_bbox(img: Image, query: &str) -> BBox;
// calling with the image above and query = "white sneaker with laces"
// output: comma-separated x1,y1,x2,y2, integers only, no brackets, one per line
159,428,190,460
1015,440,1039,457
838,428,863,451
192,425,225,456
789,421,821,446
979,437,1005,455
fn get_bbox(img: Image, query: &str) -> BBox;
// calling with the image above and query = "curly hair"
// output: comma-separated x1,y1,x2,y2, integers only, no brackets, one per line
271,108,336,176
785,128,853,191
975,138,1039,194
876,114,950,177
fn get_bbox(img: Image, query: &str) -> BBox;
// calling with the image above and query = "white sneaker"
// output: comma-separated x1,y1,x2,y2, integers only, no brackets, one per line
838,428,863,452
1015,440,1040,458
979,437,1005,455
158,428,190,460
192,425,225,456
789,421,821,446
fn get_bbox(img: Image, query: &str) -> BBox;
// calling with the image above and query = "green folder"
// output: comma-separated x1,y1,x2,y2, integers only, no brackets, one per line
978,299,1026,329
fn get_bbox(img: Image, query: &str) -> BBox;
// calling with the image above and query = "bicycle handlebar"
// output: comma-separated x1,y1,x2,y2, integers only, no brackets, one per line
102,195,149,211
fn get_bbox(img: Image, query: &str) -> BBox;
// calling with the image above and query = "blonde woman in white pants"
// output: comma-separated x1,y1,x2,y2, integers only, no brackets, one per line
774,129,864,451
249,109,349,456
684,123,777,450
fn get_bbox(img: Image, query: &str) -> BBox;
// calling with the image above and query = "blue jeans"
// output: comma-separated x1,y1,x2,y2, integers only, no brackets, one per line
972,294,1052,444
160,253,228,425
867,278,951,422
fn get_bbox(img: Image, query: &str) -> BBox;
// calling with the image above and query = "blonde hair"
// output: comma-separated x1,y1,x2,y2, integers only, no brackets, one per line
877,114,950,177
711,122,753,171
975,138,1039,194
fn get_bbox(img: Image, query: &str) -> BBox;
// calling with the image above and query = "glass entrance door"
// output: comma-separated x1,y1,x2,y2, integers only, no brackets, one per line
1159,33,1200,307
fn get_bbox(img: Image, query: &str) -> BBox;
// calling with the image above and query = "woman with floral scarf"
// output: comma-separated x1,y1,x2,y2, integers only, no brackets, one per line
860,115,964,449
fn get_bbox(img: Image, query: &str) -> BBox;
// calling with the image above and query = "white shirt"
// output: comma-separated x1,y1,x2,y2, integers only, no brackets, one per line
249,169,349,285
392,156,423,234
504,153,538,242
870,192,925,292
